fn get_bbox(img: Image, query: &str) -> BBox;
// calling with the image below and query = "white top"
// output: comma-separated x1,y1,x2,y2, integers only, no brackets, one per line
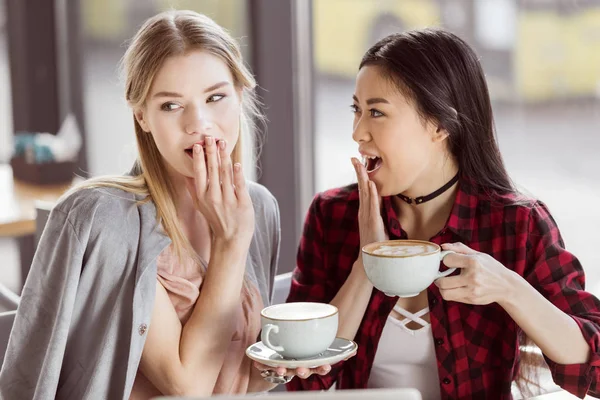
368,305,441,400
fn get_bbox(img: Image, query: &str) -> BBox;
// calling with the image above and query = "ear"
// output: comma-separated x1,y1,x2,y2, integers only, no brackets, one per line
432,125,450,143
134,108,150,133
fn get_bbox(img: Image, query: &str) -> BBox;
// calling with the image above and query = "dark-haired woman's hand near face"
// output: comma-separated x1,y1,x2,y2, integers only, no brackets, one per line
322,159,391,343
352,157,389,251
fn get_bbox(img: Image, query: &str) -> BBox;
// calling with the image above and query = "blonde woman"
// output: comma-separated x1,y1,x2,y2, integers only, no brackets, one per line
0,10,291,399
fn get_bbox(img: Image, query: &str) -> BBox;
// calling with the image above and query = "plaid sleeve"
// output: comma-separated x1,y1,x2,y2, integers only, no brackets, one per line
285,194,341,391
525,201,600,398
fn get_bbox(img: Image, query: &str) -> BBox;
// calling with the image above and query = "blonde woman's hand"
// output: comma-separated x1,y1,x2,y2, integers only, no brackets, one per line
186,136,255,247
252,361,332,384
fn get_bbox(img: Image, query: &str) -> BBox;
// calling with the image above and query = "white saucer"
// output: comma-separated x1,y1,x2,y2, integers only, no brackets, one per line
245,337,358,369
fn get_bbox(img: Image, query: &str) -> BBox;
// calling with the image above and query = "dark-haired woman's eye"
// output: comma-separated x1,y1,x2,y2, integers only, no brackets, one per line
350,104,360,114
161,102,181,111
370,109,384,118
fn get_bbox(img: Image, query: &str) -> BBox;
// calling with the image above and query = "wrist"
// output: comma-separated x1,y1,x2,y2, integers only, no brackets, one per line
248,367,278,392
498,270,527,310
212,237,250,258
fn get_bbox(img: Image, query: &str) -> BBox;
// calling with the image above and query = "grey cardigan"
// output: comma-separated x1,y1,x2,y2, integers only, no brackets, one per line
0,181,281,400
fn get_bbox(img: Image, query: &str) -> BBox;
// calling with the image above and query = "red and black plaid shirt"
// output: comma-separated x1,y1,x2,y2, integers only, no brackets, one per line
285,179,600,399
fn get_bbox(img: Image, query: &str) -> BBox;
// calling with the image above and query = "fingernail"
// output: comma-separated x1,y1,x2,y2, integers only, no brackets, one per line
298,371,307,378
193,144,200,154
206,136,213,145
219,140,226,150
234,163,241,172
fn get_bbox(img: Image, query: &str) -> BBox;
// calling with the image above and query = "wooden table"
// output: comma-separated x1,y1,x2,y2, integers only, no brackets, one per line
0,164,77,289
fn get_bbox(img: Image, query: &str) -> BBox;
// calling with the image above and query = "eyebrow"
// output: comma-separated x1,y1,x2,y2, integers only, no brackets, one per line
352,95,390,106
152,81,231,99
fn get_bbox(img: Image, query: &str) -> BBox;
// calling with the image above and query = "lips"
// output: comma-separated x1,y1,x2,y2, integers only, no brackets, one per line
362,155,383,173
184,139,221,159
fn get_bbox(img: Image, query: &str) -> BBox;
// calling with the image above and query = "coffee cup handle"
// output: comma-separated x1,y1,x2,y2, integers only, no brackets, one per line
436,250,456,278
262,324,285,353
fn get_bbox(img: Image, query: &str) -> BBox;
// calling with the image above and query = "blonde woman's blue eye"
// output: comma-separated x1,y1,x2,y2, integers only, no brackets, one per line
161,102,180,111
208,94,225,103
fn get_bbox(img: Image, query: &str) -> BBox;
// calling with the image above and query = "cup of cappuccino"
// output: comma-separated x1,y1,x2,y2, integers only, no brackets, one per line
260,302,339,359
362,240,456,298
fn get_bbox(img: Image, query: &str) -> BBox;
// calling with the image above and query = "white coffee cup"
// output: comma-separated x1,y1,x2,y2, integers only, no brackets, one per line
362,239,456,298
260,302,339,359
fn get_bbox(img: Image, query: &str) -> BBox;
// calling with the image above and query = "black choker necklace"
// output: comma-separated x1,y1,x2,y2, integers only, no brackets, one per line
397,172,460,205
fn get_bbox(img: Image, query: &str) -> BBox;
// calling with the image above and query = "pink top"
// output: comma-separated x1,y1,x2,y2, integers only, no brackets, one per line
129,245,264,399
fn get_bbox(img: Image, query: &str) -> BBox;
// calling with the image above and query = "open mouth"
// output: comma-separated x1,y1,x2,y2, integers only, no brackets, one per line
363,155,383,173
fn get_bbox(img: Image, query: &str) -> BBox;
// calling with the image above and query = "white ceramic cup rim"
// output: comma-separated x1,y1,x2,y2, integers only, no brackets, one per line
261,302,339,321
362,239,441,258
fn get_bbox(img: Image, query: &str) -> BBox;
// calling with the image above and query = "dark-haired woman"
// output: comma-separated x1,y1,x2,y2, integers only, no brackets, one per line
280,29,600,399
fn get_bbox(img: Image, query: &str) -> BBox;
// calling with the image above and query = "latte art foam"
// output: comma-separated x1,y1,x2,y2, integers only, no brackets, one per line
372,243,436,256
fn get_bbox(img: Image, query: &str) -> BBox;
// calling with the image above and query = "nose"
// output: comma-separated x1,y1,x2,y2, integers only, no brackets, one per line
184,105,214,135
352,115,371,144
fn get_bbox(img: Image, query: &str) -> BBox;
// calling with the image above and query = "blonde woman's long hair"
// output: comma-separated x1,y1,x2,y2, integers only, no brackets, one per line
68,10,262,264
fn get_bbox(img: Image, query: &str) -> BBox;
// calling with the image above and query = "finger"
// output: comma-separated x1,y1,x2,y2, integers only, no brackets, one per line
441,252,478,269
442,242,478,255
232,162,250,202
435,275,468,290
192,143,207,192
439,286,470,303
368,181,380,216
253,361,266,370
204,137,220,199
253,362,294,379
358,159,371,195
352,158,368,207
315,364,332,375
219,140,235,202
295,367,311,379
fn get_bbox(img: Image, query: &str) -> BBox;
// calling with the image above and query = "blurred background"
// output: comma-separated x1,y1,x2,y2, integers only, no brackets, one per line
1,0,600,297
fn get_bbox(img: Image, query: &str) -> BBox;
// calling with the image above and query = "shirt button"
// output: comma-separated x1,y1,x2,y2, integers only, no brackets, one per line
431,297,438,305
435,338,444,346
443,377,452,385
139,323,148,336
